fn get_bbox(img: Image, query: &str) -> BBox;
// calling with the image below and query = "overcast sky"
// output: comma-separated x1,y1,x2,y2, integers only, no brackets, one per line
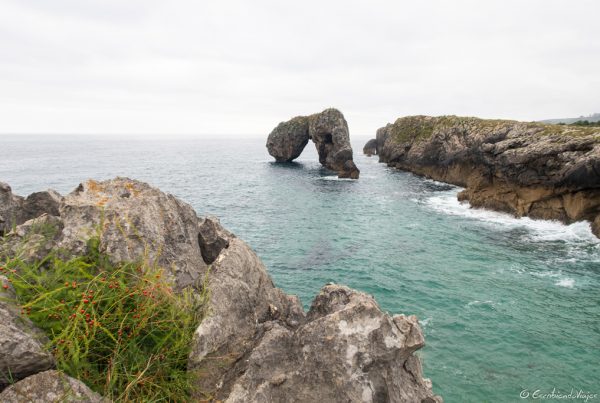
0,0,598,136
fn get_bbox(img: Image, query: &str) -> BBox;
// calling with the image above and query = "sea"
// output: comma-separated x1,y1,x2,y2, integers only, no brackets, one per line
1,135,599,402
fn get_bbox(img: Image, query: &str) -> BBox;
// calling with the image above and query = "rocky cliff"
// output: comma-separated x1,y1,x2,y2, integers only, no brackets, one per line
367,116,600,236
0,178,440,402
267,108,361,179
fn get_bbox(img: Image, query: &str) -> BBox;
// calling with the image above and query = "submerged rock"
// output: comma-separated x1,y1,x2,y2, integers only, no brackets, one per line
363,138,378,156
1,178,440,402
267,108,360,179
0,370,104,402
375,115,600,236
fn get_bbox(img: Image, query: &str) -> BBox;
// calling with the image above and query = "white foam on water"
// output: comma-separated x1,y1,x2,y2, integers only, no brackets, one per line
420,317,432,328
425,190,600,245
318,176,356,181
555,278,575,288
466,300,496,308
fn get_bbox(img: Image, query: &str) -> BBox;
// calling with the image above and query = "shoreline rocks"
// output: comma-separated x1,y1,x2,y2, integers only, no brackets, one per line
368,116,600,236
0,178,441,402
267,108,360,179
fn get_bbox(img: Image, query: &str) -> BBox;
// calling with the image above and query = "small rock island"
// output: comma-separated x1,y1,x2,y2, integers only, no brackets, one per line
267,108,360,179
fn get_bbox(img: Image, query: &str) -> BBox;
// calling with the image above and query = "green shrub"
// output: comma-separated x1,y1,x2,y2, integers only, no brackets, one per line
0,234,206,402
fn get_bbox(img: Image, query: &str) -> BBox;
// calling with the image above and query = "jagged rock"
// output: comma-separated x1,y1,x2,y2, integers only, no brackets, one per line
266,108,360,179
1,179,440,401
57,178,210,289
0,184,62,237
363,138,378,156
189,237,305,397
198,216,232,264
221,285,441,403
266,116,310,162
309,108,360,179
376,116,600,235
22,190,62,220
0,182,24,236
0,276,55,389
0,370,104,402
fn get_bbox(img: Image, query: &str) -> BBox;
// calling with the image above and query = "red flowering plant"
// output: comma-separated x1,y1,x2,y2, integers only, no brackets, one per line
1,233,207,402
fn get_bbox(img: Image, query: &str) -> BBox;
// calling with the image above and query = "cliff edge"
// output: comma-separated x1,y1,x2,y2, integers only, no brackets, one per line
367,116,600,237
0,178,440,402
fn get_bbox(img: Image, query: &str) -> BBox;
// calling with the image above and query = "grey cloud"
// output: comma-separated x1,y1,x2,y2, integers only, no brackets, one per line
0,0,598,136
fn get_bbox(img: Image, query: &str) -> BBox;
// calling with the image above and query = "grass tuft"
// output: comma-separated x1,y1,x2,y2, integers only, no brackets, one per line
1,228,206,402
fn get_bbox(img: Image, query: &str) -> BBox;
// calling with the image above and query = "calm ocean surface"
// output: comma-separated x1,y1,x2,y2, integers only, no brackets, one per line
1,135,599,402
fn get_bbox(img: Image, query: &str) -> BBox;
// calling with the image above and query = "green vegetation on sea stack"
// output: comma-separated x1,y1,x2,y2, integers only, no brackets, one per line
0,223,206,402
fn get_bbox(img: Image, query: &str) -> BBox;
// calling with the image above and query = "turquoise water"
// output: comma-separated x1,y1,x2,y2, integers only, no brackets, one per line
1,135,599,402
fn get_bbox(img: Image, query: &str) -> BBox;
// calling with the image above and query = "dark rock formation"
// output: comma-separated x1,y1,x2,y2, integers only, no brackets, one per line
0,182,24,236
267,108,360,179
375,115,600,235
197,216,232,264
0,178,441,402
0,183,62,236
0,276,55,389
0,370,104,402
265,116,310,162
363,138,378,156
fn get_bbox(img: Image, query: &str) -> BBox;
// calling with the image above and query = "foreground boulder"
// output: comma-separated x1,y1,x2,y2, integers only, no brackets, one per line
222,285,441,403
1,178,440,402
373,116,600,235
0,370,104,402
267,108,360,179
0,276,55,389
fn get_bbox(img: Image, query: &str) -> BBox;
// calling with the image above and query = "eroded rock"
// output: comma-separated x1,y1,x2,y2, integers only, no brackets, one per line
267,108,360,179
189,237,305,397
0,184,62,237
376,116,600,235
1,179,441,401
198,216,232,264
57,178,210,289
0,182,24,236
0,370,104,402
266,116,310,162
363,138,378,156
221,285,441,403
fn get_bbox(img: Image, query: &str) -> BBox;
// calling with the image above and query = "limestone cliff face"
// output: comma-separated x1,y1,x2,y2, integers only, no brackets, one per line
0,178,441,402
370,116,600,234
267,108,360,179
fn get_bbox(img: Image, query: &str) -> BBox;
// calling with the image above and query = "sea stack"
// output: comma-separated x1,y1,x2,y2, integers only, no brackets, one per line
363,138,378,156
266,108,360,179
373,115,600,236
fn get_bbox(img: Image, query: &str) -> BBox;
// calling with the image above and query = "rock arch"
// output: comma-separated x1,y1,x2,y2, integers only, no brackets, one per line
266,108,360,179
